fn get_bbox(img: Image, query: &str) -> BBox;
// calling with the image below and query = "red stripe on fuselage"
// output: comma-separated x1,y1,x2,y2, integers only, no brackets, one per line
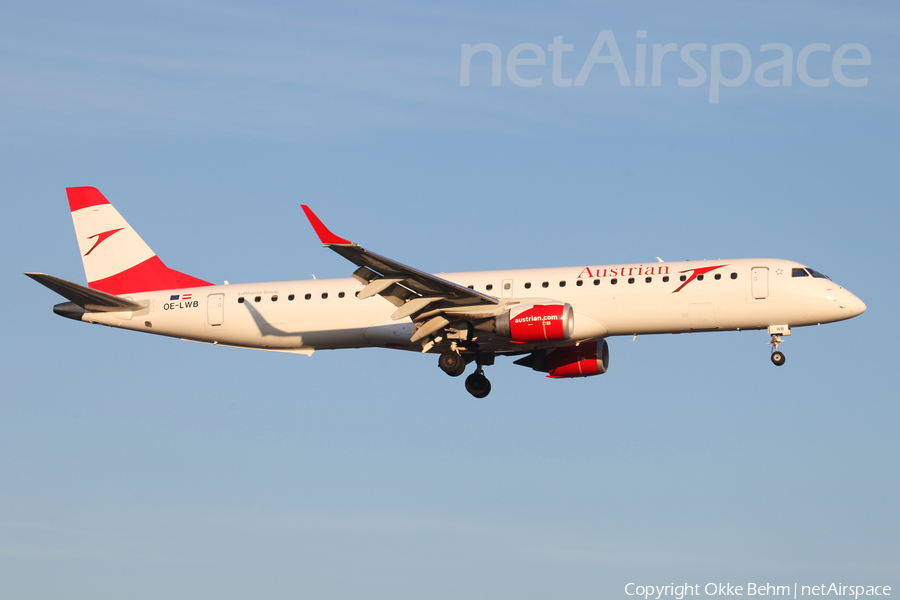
89,256,213,295
67,187,111,212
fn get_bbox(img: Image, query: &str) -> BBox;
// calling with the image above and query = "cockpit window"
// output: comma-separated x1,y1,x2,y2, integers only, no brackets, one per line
792,268,809,277
808,268,831,280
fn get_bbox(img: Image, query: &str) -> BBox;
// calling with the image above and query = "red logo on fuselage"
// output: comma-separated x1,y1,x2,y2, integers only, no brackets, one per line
577,263,729,293
672,264,728,293
84,228,125,256
578,265,670,279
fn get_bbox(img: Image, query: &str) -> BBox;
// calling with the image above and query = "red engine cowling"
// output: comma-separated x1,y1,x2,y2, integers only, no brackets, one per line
546,340,609,378
495,303,574,342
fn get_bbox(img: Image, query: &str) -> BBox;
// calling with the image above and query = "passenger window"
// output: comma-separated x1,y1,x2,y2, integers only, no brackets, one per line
663,276,669,282
714,274,721,280
322,293,328,299
731,273,737,279
576,280,583,287
271,295,278,301
697,275,704,281
339,292,345,298
305,293,311,300
593,279,600,285
467,285,474,289
238,297,245,303
524,282,531,289
542,282,549,288
288,294,295,301
680,275,687,282
628,277,635,284
254,296,261,302
611,278,618,285
486,284,493,291
504,283,511,290
355,291,360,297
559,281,566,287
645,277,652,283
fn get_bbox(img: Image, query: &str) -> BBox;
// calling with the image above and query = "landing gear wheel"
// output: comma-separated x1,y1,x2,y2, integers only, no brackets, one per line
438,351,466,377
465,372,491,398
771,351,786,366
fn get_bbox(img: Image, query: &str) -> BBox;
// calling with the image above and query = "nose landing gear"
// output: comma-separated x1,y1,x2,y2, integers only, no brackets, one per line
767,325,790,367
770,348,786,366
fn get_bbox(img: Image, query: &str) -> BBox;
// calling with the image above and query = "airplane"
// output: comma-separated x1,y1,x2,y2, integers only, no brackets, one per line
27,187,867,398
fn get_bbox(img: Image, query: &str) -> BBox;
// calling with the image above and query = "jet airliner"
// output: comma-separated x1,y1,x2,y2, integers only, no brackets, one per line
27,187,867,397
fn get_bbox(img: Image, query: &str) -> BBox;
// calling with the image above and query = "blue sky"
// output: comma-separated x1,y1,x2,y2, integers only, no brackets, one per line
2,1,898,598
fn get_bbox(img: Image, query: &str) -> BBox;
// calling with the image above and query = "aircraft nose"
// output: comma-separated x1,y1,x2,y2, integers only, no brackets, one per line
841,290,867,316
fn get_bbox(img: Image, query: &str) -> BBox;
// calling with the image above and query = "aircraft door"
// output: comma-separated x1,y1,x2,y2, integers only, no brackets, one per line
751,267,768,299
501,279,513,298
208,294,225,326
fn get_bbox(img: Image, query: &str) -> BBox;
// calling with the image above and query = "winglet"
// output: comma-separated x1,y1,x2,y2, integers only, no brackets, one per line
301,205,353,245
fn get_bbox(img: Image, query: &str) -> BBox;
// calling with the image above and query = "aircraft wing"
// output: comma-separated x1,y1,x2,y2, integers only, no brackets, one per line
302,206,500,344
25,272,144,311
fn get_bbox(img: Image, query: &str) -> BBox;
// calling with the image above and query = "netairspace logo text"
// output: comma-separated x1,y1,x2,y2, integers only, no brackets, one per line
459,31,871,103
624,582,891,599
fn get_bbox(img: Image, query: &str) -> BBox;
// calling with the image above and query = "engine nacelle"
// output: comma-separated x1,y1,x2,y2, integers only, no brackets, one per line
546,340,609,378
494,302,574,342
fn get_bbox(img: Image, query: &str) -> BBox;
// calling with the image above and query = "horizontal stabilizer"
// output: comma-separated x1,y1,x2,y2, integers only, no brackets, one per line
25,272,143,312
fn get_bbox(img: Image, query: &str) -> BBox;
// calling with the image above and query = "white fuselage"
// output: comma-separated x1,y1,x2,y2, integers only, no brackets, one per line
77,258,866,356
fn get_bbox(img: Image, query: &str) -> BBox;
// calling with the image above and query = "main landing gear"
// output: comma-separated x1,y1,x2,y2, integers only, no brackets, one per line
438,350,466,377
465,369,491,399
438,350,492,398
